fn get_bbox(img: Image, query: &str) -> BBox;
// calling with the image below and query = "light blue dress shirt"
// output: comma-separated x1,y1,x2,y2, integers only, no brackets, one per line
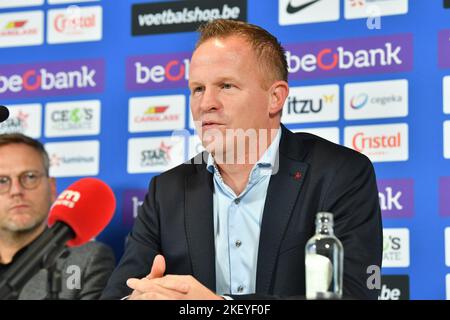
206,128,281,295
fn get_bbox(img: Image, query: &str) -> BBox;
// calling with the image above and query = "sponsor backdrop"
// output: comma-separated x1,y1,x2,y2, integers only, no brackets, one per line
0,0,449,299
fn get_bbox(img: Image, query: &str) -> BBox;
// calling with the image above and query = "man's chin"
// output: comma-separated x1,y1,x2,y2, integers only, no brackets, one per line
4,216,45,234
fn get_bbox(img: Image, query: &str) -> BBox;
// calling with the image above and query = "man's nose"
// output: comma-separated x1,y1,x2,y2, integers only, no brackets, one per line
199,88,220,113
9,178,24,196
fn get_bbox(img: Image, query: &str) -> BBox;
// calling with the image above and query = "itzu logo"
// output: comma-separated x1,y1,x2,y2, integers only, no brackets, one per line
281,84,339,124
285,34,413,80
382,228,409,267
377,179,414,218
45,100,100,137
126,52,190,91
0,59,104,99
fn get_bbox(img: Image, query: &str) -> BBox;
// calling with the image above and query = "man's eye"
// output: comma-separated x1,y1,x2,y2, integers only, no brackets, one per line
25,173,37,180
193,87,204,94
222,83,232,89
0,177,9,185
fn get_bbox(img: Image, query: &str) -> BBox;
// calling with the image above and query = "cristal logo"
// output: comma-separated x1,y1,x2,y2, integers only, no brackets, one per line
54,13,96,34
352,131,401,153
141,141,173,166
0,60,104,98
350,93,368,109
53,189,81,209
285,34,413,80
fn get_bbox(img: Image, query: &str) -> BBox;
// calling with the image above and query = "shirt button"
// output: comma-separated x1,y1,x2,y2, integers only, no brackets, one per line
234,198,240,204
235,240,242,247
237,285,244,293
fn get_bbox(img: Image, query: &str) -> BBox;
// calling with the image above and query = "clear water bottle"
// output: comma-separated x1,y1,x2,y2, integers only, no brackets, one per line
305,212,343,299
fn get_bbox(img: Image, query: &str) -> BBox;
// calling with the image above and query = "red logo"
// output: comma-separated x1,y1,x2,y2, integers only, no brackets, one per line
352,132,401,153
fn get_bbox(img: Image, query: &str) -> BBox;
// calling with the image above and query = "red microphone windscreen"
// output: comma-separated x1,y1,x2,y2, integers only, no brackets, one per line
47,178,116,246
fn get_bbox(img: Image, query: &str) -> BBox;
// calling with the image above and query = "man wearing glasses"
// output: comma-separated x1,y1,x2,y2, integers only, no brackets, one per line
0,133,115,299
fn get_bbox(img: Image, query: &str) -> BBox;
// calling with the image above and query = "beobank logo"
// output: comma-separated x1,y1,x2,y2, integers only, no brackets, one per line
285,33,413,80
126,52,191,90
0,59,104,99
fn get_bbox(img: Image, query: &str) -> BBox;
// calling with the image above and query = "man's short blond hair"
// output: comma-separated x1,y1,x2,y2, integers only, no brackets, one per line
196,19,288,86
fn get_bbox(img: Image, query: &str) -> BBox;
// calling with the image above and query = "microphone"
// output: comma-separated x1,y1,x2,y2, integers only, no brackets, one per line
0,178,116,300
0,105,9,123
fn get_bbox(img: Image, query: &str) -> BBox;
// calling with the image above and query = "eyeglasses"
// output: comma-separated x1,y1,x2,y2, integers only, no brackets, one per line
0,171,46,194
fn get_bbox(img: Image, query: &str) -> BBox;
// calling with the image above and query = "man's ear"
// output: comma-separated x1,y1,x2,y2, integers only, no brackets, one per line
49,177,57,202
268,80,289,116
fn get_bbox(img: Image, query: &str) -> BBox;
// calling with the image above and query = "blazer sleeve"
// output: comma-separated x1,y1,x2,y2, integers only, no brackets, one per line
101,176,161,300
77,242,116,300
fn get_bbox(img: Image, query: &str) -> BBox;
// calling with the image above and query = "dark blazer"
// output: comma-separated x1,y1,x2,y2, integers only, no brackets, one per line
102,125,382,300
18,241,115,300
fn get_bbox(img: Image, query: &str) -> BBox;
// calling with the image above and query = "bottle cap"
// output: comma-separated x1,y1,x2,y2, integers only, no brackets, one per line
316,212,333,225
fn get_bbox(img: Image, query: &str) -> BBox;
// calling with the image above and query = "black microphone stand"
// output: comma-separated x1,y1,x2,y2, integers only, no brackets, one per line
0,222,74,300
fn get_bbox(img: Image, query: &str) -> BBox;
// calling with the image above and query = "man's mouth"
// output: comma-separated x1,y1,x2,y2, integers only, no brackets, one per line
201,121,224,130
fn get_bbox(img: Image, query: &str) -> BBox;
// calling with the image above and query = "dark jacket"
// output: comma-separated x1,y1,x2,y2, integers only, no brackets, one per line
102,125,382,300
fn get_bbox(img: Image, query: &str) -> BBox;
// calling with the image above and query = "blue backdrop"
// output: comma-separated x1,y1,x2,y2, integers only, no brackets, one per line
0,0,449,300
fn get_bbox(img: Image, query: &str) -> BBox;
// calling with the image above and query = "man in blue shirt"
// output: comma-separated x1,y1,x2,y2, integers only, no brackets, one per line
102,19,382,300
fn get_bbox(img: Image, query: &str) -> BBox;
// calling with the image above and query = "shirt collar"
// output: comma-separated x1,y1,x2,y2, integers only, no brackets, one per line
206,127,281,174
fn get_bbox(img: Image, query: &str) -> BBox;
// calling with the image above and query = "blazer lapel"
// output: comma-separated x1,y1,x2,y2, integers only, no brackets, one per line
256,126,309,294
185,161,216,291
